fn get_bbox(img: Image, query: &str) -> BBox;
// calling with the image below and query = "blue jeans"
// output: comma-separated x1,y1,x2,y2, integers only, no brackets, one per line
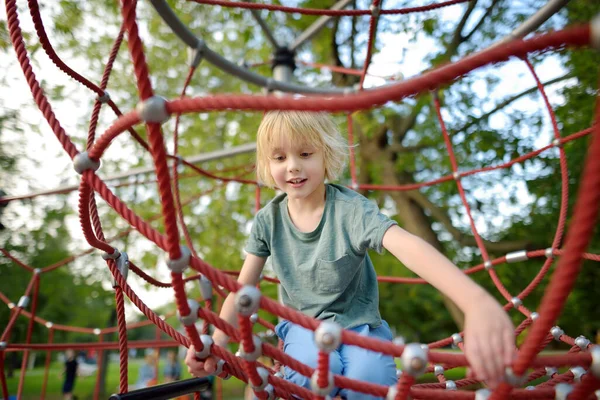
275,320,397,400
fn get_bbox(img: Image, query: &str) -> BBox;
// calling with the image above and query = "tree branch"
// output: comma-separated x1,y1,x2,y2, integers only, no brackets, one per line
447,0,479,56
388,142,435,154
392,96,428,145
407,190,533,253
392,1,478,144
451,72,574,136
462,0,500,43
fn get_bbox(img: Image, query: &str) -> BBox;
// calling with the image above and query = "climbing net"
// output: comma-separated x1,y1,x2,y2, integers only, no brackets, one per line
2,0,600,399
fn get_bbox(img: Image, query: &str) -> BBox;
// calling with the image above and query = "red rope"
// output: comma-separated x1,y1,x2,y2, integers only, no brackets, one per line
494,92,600,398
92,333,104,400
40,327,54,400
0,353,8,400
190,0,470,16
4,1,600,397
358,0,381,90
16,274,39,398
4,0,78,159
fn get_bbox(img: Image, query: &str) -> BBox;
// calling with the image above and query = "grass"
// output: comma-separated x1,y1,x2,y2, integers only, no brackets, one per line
5,358,246,400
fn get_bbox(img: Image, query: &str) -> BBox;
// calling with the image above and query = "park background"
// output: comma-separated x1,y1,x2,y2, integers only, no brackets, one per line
1,0,600,398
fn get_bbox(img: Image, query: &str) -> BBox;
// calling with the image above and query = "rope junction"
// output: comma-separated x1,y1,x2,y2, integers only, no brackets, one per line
2,0,600,399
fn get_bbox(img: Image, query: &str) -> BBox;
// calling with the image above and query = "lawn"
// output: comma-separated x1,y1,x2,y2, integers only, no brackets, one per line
4,358,246,400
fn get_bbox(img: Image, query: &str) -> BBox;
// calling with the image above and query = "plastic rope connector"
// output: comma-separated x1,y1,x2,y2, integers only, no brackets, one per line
234,285,261,316
136,95,169,124
97,90,111,103
575,335,590,350
504,367,526,387
310,371,334,396
401,343,428,377
570,366,586,383
73,151,101,175
555,383,573,400
17,296,29,309
167,245,191,273
187,40,206,68
434,365,444,376
511,297,522,308
445,380,457,390
238,335,262,362
314,321,342,353
0,342,6,350
551,326,564,341
475,388,491,400
506,250,528,263
530,312,539,321
451,333,463,347
198,275,213,301
194,335,214,360
213,359,231,380
251,367,270,392
102,247,120,260
178,299,200,326
369,4,381,17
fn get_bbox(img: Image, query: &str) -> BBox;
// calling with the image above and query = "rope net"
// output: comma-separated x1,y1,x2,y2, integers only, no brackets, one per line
2,0,600,399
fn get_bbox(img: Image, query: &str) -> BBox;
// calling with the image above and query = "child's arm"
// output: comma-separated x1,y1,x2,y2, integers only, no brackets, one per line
382,225,515,388
185,253,266,377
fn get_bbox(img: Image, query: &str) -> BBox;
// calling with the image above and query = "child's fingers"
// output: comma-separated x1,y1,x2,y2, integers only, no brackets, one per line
503,328,516,366
478,335,500,388
203,356,217,374
185,346,206,376
465,338,487,384
490,332,507,388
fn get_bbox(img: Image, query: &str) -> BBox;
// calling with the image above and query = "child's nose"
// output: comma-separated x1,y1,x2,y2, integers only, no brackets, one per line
288,157,301,172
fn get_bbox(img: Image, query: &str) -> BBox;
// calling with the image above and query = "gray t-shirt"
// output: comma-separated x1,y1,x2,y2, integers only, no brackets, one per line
245,184,397,329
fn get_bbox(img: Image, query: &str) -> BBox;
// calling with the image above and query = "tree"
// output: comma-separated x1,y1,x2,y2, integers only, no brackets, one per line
3,0,598,364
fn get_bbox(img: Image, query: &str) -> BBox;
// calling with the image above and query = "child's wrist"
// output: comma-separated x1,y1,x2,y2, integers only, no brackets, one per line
212,332,229,347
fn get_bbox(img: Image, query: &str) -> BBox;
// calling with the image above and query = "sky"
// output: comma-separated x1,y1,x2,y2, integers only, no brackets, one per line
0,1,573,321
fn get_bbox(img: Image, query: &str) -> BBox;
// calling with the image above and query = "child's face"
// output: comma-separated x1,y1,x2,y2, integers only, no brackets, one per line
268,136,325,202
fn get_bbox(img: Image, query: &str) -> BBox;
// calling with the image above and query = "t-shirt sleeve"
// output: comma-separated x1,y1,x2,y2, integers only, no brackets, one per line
245,211,271,257
351,198,397,254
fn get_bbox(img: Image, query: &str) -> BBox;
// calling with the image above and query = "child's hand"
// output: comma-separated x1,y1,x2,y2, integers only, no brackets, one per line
185,345,219,378
463,294,516,389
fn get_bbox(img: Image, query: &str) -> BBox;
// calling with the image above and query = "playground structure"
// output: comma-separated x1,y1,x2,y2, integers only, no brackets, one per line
1,0,600,399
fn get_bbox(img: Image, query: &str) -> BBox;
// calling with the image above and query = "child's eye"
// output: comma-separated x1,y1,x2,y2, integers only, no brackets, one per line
272,155,285,161
300,152,312,158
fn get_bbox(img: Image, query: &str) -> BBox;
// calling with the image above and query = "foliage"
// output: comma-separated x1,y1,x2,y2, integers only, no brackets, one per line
1,1,599,386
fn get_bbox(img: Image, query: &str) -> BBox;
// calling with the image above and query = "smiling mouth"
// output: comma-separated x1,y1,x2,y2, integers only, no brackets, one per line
287,178,307,184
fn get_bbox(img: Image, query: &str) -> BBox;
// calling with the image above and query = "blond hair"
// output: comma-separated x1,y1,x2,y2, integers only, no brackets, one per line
256,111,348,188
